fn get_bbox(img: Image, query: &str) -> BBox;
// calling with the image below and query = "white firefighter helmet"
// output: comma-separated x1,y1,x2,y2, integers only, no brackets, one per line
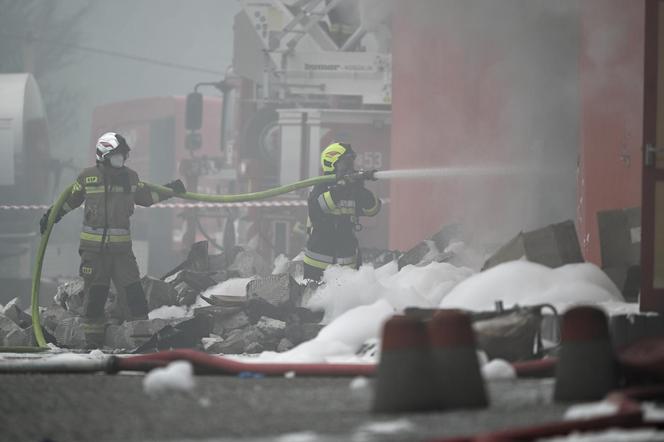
95,132,130,162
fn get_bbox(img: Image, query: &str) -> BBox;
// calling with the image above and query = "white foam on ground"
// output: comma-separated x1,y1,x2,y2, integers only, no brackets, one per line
88,349,106,359
356,419,414,434
47,353,90,363
481,359,516,380
441,261,623,311
349,376,370,390
274,432,320,442
258,299,395,363
440,261,624,311
254,259,632,363
148,305,191,319
540,429,664,441
142,360,195,396
643,401,664,422
308,261,472,324
563,400,619,420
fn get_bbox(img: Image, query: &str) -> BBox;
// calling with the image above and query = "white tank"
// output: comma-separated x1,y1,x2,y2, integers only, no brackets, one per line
0,73,50,202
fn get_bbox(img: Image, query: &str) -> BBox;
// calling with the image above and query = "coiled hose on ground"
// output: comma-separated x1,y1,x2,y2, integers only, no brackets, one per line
30,175,337,348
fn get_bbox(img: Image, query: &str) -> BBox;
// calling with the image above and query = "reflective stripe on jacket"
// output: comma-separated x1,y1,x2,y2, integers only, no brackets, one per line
305,180,381,272
61,164,171,253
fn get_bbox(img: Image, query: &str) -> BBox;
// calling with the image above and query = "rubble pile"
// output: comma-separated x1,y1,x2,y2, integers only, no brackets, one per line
4,219,639,357
35,241,323,353
196,274,323,354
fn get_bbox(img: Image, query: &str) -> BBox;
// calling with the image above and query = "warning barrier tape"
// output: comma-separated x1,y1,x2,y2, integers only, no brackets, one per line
0,201,308,210
0,199,388,211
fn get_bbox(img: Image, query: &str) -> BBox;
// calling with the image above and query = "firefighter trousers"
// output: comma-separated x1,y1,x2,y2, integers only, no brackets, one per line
79,249,149,331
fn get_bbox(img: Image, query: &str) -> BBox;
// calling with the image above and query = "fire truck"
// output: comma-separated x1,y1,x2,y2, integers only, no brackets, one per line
90,0,393,274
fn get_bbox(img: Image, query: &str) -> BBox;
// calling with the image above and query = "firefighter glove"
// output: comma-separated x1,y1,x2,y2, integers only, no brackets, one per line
39,207,63,235
164,179,186,194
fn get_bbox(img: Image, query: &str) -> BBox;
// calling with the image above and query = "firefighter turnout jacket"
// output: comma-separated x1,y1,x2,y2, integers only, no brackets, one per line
60,164,171,253
304,180,381,272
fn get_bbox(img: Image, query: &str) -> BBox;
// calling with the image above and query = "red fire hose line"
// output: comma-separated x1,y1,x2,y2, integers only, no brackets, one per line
111,349,377,377
110,349,560,378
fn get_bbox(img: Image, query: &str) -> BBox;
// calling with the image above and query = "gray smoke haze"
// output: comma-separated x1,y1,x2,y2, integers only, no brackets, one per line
1,0,239,277
44,0,238,165
391,0,580,248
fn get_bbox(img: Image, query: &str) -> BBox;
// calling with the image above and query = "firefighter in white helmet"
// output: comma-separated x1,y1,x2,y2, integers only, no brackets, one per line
39,132,186,348
304,142,381,282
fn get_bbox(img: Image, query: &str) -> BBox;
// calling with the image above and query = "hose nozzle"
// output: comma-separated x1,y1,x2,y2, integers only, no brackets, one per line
340,169,379,184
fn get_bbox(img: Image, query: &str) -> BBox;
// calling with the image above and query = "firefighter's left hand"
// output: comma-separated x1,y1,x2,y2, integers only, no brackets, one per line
164,179,186,194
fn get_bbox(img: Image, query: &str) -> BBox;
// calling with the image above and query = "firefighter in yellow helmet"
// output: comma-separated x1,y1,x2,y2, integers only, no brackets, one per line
38,132,186,348
304,142,381,282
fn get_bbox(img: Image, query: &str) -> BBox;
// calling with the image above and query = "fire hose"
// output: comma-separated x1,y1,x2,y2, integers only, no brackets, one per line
30,175,338,348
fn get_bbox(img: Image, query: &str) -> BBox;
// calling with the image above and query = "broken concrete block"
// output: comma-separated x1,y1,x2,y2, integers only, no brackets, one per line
284,322,323,345
54,316,87,349
482,220,583,270
207,329,243,353
5,327,29,347
229,250,270,278
173,281,199,307
245,342,264,354
202,335,225,352
3,298,31,328
105,318,170,350
221,311,250,331
0,315,23,345
246,297,286,323
293,307,324,324
141,276,177,311
397,240,435,269
255,316,286,341
194,305,244,337
246,274,302,308
54,278,85,314
430,223,463,253
133,315,211,353
208,326,265,354
239,326,266,353
397,224,461,269
277,338,294,352
40,304,74,335
360,248,401,268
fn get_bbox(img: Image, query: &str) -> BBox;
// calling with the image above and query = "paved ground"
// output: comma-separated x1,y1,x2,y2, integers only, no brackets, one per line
0,372,568,442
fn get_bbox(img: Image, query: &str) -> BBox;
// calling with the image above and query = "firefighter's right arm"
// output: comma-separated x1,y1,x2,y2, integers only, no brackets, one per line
39,175,85,234
315,185,356,216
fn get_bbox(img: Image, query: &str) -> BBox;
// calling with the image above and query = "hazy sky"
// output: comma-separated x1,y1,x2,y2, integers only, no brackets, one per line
47,0,239,167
